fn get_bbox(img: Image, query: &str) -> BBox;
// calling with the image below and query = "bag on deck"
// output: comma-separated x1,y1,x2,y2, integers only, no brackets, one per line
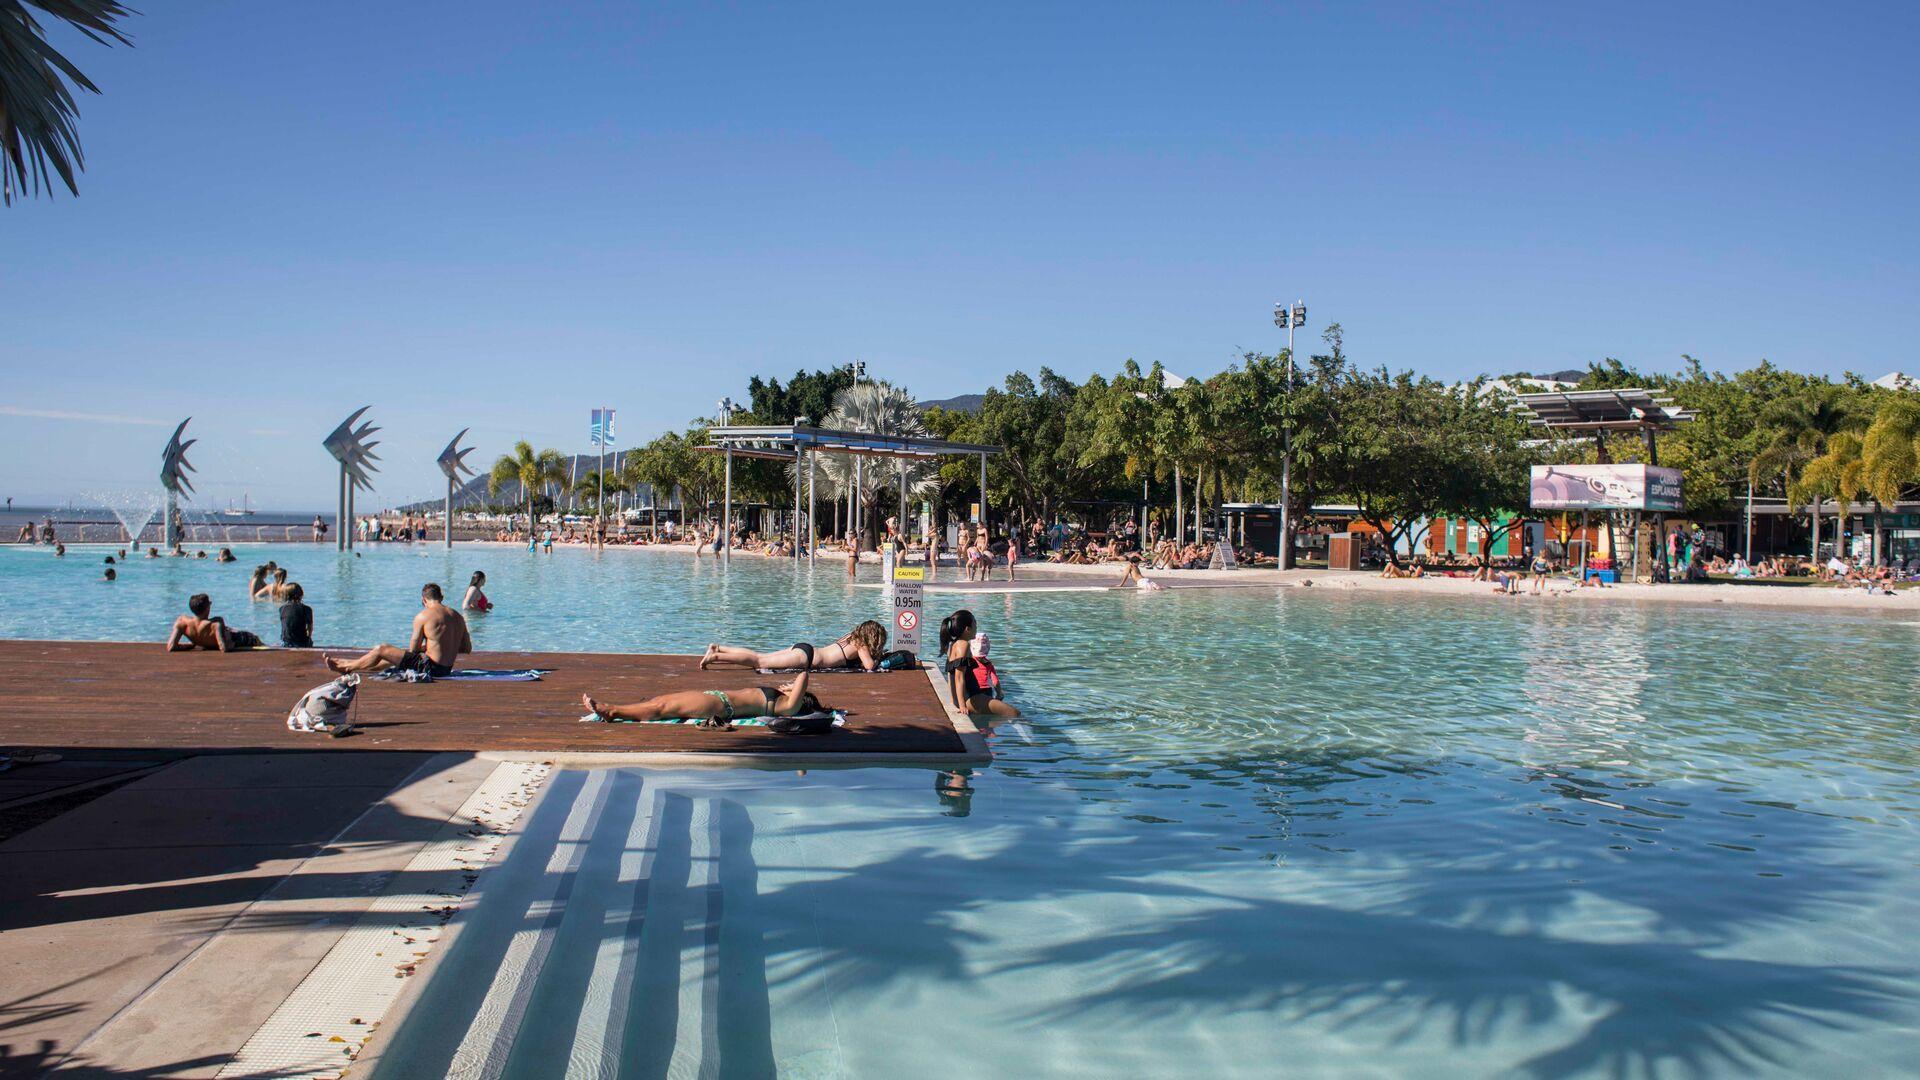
766,710,843,736
288,674,360,736
875,649,918,671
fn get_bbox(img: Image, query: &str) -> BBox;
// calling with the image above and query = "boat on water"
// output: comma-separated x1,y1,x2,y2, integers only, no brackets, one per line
218,493,256,518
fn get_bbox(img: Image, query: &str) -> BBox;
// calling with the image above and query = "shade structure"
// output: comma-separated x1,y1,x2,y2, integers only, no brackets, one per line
700,424,1004,565
1511,388,1696,433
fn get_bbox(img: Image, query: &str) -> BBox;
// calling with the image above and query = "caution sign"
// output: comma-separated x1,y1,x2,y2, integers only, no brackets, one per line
891,568,924,652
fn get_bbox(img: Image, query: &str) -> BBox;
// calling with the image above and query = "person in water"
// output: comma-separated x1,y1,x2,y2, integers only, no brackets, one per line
940,609,1020,717
324,582,470,677
279,583,314,648
166,593,263,652
462,570,492,612
700,621,888,671
218,547,236,563
582,668,823,725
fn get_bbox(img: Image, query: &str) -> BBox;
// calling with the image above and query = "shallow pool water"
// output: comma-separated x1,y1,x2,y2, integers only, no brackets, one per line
6,543,1919,1076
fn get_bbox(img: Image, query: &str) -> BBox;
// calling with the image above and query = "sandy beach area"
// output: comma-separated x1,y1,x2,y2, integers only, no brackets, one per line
462,538,1914,616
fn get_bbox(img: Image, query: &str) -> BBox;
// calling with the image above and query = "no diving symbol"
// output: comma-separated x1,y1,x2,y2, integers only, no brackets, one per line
896,609,918,632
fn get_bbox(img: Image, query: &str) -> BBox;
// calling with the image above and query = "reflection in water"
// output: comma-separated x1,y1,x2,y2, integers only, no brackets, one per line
5,549,1918,1074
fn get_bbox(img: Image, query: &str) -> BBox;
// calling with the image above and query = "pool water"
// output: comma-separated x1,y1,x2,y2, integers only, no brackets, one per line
6,543,1919,1076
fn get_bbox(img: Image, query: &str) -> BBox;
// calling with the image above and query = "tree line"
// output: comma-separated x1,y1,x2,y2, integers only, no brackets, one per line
487,333,1920,560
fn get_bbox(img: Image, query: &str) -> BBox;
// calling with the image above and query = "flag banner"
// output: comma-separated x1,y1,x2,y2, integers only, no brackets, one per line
589,407,617,447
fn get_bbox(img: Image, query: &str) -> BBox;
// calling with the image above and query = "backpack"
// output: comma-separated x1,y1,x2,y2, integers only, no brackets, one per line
875,649,918,671
766,710,844,736
288,674,360,736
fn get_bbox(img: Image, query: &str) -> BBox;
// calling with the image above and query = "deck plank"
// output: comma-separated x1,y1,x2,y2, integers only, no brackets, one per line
0,640,962,756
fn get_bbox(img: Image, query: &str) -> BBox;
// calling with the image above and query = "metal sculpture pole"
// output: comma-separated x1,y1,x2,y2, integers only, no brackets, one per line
436,429,475,550
160,418,196,548
323,407,382,553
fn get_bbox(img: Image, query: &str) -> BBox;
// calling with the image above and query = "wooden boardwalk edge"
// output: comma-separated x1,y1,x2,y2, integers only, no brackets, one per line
0,640,980,762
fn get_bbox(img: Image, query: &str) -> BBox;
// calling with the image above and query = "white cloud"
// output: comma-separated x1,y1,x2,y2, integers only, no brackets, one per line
0,405,169,427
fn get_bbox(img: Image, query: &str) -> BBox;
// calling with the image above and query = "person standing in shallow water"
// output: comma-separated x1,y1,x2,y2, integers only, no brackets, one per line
462,571,492,612
279,583,313,648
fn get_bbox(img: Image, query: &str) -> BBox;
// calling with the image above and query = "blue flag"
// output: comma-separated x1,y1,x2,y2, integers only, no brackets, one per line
589,407,617,447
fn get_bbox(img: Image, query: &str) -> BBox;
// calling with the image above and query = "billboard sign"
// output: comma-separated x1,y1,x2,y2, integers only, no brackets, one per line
1530,464,1682,512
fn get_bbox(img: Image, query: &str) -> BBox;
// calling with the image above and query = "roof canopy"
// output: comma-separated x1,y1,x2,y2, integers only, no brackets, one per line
702,423,1002,462
1512,388,1696,433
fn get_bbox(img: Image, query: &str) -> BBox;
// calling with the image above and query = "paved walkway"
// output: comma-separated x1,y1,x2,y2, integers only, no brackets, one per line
0,751,496,1077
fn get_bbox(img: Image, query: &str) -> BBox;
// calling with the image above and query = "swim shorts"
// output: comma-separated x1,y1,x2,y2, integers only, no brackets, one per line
395,650,454,678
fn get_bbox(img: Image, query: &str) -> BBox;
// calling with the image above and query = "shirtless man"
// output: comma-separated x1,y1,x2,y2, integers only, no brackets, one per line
165,593,263,652
581,669,821,725
324,582,471,677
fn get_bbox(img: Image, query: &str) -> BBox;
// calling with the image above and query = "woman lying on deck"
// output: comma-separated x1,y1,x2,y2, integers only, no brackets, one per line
582,669,821,724
699,620,888,671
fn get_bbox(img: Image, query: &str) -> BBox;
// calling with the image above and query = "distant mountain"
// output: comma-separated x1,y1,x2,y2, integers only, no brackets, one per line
394,452,659,514
918,393,985,413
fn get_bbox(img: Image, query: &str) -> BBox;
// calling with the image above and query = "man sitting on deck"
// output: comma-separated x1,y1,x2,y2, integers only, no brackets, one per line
165,593,263,652
581,669,821,726
324,583,470,678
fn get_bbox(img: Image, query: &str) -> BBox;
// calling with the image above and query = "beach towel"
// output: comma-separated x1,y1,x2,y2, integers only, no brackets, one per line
579,710,847,731
378,668,550,684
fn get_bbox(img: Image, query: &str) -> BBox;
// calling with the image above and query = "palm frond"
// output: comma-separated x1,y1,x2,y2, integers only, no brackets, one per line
0,0,134,204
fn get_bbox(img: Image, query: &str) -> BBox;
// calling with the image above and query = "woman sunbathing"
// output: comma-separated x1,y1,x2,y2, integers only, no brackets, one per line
699,620,889,671
582,670,821,725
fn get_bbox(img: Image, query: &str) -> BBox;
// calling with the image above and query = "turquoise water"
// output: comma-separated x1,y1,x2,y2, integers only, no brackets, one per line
6,543,1920,1076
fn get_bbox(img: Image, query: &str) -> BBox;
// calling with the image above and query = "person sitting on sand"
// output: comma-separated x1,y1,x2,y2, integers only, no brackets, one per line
1117,551,1146,587
940,609,1020,718
463,570,493,612
324,582,470,677
166,592,263,652
700,620,889,671
581,668,823,726
279,583,313,648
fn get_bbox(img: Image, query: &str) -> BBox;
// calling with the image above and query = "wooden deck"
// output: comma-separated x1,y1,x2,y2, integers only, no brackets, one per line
0,640,966,758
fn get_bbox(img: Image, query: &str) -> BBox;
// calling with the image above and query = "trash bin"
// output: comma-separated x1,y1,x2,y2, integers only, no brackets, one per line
1328,533,1363,571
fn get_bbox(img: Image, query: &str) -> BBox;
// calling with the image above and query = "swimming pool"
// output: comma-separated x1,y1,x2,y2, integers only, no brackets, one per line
5,543,1918,1076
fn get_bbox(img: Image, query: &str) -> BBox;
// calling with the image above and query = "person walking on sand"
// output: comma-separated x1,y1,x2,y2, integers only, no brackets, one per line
323,583,470,677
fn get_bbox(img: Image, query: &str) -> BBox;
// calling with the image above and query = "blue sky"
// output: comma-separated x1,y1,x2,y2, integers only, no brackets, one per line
4,1,1916,509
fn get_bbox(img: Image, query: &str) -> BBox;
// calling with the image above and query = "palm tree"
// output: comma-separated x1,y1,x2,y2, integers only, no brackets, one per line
1798,432,1871,563
1,1,133,205
488,441,568,531
816,382,938,546
1749,383,1858,559
1862,396,1920,507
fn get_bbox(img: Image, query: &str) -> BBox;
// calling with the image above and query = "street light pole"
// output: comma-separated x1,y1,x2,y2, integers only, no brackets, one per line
1274,299,1305,569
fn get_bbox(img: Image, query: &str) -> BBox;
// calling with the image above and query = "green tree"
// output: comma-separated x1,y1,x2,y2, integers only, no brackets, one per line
1862,395,1920,507
1,0,132,204
817,382,937,546
488,441,569,528
1750,382,1861,558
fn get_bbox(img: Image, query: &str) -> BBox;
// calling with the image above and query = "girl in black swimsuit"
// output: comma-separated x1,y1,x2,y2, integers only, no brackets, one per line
939,609,1021,718
699,621,888,671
